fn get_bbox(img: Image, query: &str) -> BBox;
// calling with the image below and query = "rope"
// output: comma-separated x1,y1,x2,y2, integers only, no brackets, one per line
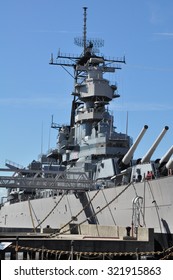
146,180,166,247
79,181,133,226
101,189,117,225
8,243,173,260
55,181,133,237
50,189,101,237
35,192,66,229
28,199,36,232
160,245,173,260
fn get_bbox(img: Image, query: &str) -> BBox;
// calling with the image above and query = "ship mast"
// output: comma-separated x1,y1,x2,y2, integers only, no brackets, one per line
74,7,104,56
49,7,126,135
49,7,124,81
83,7,87,54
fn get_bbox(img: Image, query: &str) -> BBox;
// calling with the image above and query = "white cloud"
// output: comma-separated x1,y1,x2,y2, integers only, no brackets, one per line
154,32,173,37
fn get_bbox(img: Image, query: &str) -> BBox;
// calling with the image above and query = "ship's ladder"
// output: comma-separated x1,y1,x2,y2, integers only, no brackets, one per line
132,195,146,233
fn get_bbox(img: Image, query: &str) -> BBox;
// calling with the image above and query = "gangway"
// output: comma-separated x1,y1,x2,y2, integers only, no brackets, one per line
0,169,95,191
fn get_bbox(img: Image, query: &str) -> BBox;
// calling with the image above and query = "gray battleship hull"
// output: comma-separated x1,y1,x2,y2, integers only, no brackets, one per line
1,175,173,249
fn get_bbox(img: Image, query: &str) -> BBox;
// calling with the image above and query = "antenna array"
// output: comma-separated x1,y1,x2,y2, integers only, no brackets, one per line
74,7,104,53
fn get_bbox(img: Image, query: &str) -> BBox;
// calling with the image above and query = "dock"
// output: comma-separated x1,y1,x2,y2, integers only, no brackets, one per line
0,224,162,260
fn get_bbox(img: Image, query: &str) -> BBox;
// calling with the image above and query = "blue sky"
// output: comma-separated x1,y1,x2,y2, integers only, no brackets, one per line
1,0,173,173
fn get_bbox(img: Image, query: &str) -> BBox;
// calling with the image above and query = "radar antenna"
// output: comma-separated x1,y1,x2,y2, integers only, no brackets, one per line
50,7,125,74
74,7,104,54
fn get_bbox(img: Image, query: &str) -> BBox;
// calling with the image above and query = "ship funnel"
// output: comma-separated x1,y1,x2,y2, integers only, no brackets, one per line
159,145,173,165
122,125,148,166
141,126,169,164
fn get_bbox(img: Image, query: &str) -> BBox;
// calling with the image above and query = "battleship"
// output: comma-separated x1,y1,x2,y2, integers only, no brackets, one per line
0,7,173,255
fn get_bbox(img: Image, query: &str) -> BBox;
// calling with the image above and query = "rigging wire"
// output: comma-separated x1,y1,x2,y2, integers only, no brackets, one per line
28,199,36,232
50,181,133,238
101,189,117,225
35,192,66,229
146,180,165,247
49,189,101,237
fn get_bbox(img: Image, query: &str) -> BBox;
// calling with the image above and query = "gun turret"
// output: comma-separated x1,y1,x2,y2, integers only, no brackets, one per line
141,126,169,164
159,145,173,165
121,125,148,166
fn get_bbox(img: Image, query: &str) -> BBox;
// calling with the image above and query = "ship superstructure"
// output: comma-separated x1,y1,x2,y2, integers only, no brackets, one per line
48,7,129,179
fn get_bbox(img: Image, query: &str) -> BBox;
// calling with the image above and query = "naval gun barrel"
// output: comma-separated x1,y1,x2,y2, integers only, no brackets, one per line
122,125,148,165
141,126,169,164
159,145,173,165
166,158,173,170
